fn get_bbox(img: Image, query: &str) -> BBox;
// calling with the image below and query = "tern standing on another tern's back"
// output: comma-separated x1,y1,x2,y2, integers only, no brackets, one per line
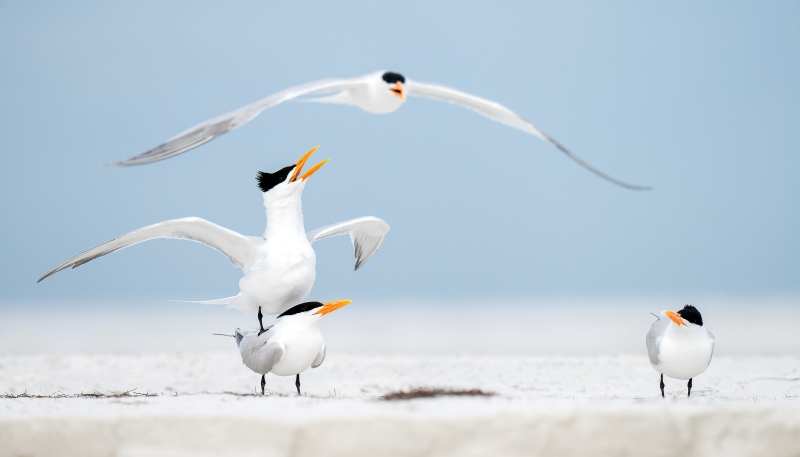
112,71,649,190
646,305,715,398
38,146,389,318
233,299,351,395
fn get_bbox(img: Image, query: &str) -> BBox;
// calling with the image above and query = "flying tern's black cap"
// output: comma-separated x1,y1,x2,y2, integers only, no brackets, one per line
382,71,405,84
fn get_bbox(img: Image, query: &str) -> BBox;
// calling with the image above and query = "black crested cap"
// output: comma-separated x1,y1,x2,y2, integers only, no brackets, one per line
382,71,405,84
278,301,323,318
677,304,703,326
257,165,295,193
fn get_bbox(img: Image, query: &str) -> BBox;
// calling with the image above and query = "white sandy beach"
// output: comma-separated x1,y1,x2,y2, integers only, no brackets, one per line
2,298,799,456
2,353,800,457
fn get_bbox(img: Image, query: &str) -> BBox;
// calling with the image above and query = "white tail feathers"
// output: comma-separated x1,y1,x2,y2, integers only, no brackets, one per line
171,294,241,308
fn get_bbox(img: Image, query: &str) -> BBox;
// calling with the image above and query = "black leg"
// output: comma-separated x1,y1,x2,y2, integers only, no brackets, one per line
687,378,692,397
660,374,665,398
258,306,266,336
261,375,266,395
295,374,301,395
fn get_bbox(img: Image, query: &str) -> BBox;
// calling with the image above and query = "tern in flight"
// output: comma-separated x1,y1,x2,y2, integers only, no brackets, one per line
112,70,649,190
231,299,351,395
646,305,715,398
39,146,390,317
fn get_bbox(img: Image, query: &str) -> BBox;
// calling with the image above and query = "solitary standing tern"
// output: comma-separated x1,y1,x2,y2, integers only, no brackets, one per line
39,146,389,316
112,71,649,190
646,305,715,398
234,299,351,395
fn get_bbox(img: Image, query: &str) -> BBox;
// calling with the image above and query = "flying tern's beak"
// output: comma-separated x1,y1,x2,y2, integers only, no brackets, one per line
389,81,405,100
313,300,352,316
664,310,687,326
290,145,328,182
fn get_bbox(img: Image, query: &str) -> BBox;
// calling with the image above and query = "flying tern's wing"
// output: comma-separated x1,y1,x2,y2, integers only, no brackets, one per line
38,217,260,282
306,216,389,270
111,77,367,166
405,80,650,190
645,317,668,365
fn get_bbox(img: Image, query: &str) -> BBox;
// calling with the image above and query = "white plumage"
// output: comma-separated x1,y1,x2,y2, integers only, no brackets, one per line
112,71,648,190
39,147,390,316
234,299,350,395
646,306,715,397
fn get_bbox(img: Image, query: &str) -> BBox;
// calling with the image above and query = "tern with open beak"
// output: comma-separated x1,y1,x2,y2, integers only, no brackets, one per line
111,70,648,190
233,299,351,395
646,305,715,398
39,146,389,320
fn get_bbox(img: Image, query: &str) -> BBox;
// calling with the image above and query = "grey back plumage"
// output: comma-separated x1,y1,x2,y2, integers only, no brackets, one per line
646,317,669,365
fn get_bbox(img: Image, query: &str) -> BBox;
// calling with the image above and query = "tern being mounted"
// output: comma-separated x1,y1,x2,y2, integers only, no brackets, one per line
111,70,649,190
39,146,390,316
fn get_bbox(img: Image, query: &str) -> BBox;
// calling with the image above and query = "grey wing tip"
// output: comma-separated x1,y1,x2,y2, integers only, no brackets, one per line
37,267,62,283
548,139,652,191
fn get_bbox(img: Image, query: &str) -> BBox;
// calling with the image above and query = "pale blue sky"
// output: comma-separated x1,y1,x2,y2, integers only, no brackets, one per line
1,1,798,308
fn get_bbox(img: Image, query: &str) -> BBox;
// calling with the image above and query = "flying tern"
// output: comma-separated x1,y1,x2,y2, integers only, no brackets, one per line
112,70,649,190
38,146,390,316
646,305,715,398
233,299,350,395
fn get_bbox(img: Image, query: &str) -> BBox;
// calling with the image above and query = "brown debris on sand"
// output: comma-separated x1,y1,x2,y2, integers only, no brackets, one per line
3,388,160,399
380,387,494,401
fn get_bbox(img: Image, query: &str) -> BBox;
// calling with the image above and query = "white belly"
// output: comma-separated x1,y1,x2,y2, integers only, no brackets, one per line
656,334,714,380
270,329,325,376
238,246,316,315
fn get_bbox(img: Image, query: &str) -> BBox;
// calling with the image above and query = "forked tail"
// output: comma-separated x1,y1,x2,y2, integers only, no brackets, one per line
171,293,241,308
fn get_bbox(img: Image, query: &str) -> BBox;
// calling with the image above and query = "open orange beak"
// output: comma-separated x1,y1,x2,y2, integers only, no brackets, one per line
313,299,352,316
289,145,328,182
389,81,405,100
664,310,687,326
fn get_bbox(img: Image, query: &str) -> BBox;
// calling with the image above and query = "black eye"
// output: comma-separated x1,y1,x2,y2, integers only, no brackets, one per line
256,165,295,193
382,71,405,84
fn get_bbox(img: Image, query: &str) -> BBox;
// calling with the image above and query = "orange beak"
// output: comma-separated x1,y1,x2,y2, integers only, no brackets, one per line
313,300,352,316
664,310,687,326
289,145,328,182
389,81,405,100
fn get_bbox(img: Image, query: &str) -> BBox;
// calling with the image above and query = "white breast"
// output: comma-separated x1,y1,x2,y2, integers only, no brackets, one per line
656,326,714,380
238,241,316,315
269,326,325,376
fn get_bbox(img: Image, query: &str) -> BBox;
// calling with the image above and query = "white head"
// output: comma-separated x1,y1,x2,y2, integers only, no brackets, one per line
360,71,407,114
275,300,352,327
257,145,329,207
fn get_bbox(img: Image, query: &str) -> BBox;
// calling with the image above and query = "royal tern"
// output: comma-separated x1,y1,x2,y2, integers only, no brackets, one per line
38,146,389,316
646,305,715,398
112,71,649,190
233,299,351,395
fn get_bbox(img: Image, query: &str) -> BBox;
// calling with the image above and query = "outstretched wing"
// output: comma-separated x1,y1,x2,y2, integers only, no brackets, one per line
306,216,389,270
111,77,367,166
38,217,260,282
405,80,650,190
